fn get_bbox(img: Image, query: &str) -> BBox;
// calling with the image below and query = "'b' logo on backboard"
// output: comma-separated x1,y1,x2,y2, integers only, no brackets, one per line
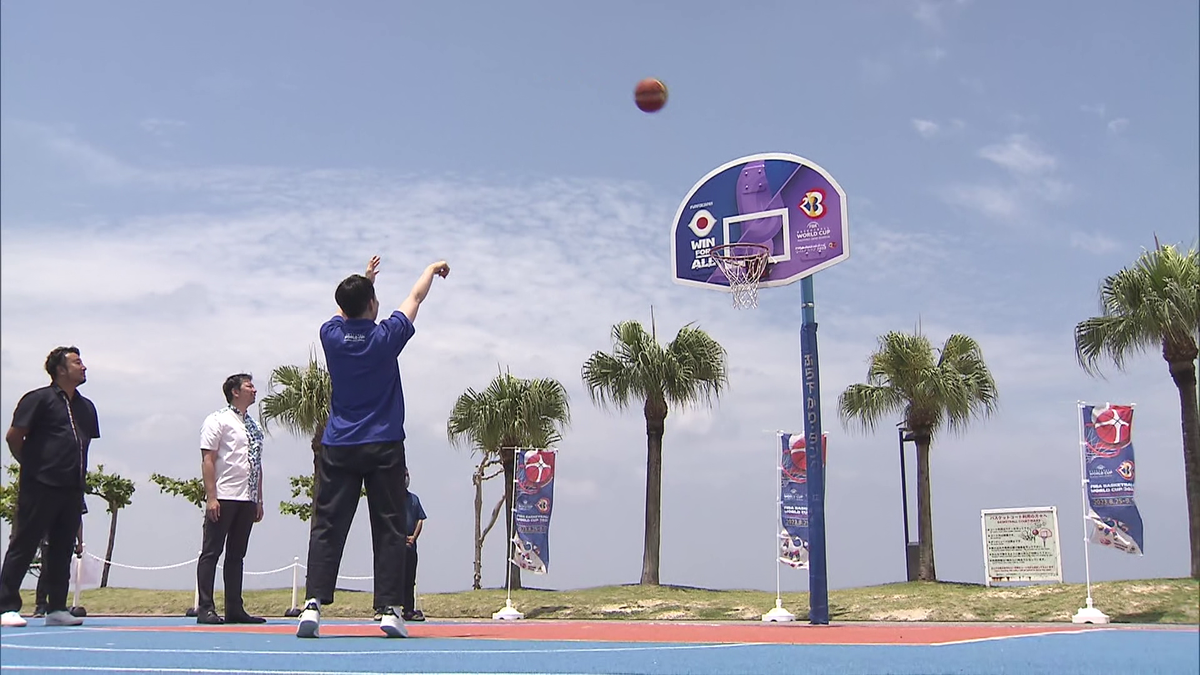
799,190,826,219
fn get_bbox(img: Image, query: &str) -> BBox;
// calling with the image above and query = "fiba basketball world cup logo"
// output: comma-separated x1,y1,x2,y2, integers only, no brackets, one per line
1088,404,1133,457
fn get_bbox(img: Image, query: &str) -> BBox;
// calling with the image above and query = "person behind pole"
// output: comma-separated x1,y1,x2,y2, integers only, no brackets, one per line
401,469,426,621
0,346,98,628
372,468,426,622
195,373,267,625
296,255,449,639
33,499,86,617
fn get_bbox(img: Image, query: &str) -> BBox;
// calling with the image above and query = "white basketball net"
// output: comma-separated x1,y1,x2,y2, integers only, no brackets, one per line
710,244,770,310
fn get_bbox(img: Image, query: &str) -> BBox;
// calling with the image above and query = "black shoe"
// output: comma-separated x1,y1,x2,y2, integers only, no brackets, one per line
402,609,425,622
196,608,224,625
32,604,47,618
224,611,266,624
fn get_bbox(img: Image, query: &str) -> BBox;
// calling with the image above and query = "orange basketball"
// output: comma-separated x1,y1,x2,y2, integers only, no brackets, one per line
634,77,668,113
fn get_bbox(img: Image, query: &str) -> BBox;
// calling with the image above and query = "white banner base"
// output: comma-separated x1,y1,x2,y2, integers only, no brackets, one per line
761,599,796,622
1071,598,1110,624
492,599,524,621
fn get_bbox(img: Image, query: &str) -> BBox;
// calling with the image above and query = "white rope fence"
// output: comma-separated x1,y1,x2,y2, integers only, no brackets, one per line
69,549,398,617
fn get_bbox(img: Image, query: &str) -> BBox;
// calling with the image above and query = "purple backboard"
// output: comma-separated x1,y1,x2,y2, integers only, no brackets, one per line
670,153,849,291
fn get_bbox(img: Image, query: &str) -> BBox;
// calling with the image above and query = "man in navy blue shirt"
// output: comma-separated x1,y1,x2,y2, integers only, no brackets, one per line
401,469,427,621
297,255,449,639
374,468,427,622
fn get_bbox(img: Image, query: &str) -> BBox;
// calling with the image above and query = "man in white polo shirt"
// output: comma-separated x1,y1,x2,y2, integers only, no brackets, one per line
196,373,266,625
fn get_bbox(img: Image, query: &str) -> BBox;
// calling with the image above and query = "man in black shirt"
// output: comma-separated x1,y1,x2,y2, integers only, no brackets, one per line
0,346,99,628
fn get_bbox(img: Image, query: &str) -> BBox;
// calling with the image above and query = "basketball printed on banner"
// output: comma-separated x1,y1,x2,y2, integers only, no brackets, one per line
520,451,555,491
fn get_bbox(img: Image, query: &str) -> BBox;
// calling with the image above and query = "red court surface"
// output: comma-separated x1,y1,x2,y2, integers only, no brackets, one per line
105,619,1132,645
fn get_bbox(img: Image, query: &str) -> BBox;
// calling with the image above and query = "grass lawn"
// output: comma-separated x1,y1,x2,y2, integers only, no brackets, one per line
23,578,1199,623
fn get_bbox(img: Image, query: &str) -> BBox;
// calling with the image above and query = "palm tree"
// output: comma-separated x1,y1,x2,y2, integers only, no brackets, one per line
447,370,570,590
838,331,998,582
581,319,728,585
1074,242,1199,579
260,351,332,502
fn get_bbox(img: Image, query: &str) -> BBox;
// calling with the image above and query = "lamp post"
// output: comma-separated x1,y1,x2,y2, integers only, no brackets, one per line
897,426,919,582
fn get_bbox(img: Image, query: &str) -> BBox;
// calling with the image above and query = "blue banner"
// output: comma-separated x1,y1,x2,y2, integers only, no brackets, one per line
511,449,556,574
1080,404,1144,555
778,433,827,568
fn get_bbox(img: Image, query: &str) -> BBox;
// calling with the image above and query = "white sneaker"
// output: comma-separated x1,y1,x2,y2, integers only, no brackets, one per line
296,599,320,638
0,611,26,628
379,606,408,638
45,610,83,626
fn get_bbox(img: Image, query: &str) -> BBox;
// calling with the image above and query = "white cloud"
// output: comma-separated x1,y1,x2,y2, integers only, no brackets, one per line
1080,103,1107,118
978,134,1057,175
912,119,940,139
140,118,188,136
912,0,968,30
1070,230,1120,255
939,184,1019,219
1107,117,1130,134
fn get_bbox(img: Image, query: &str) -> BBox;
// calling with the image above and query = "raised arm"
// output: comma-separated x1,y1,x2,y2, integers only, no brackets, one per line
399,261,450,323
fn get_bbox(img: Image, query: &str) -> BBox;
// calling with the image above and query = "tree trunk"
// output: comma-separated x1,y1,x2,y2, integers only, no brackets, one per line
310,425,324,516
1167,355,1200,579
915,436,937,581
100,507,119,588
473,465,484,591
641,400,667,586
501,448,521,590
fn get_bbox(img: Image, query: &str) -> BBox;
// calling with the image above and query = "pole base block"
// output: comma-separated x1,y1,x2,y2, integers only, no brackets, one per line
284,608,302,618
1072,601,1110,625
762,607,796,622
492,599,523,621
762,598,796,622
184,607,198,618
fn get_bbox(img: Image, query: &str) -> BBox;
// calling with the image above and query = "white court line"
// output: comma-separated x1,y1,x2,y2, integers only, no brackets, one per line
930,628,1119,646
0,642,755,656
0,662,619,667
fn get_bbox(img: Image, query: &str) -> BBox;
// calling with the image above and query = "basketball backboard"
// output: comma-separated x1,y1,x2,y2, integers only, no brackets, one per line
670,153,849,291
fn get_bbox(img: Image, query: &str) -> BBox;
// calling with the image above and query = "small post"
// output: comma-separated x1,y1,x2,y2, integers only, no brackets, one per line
285,557,302,617
186,549,200,618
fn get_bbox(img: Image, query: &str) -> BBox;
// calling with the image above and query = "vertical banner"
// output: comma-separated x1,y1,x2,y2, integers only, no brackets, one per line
1079,404,1144,555
778,433,828,568
511,448,556,574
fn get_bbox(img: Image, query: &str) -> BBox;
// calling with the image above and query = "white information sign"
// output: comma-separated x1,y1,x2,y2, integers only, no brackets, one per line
980,506,1063,586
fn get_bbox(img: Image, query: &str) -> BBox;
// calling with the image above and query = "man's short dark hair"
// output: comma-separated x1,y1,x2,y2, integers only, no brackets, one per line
223,374,253,403
45,346,80,379
335,274,376,318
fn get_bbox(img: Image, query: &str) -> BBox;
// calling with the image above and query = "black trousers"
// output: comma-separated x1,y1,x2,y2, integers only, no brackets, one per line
305,441,407,608
0,480,84,613
196,499,257,613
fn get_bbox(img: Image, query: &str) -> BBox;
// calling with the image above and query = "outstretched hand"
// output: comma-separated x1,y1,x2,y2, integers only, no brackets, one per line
365,255,382,282
430,261,450,278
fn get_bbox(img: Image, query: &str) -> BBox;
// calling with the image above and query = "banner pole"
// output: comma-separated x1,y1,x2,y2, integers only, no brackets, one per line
1072,402,1109,624
492,448,524,620
775,442,782,604
762,434,796,622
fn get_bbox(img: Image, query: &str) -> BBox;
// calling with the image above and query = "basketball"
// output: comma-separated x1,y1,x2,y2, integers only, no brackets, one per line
634,77,668,113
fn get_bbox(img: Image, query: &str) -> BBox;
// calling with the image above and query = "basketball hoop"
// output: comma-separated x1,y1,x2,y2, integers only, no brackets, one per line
710,243,771,309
